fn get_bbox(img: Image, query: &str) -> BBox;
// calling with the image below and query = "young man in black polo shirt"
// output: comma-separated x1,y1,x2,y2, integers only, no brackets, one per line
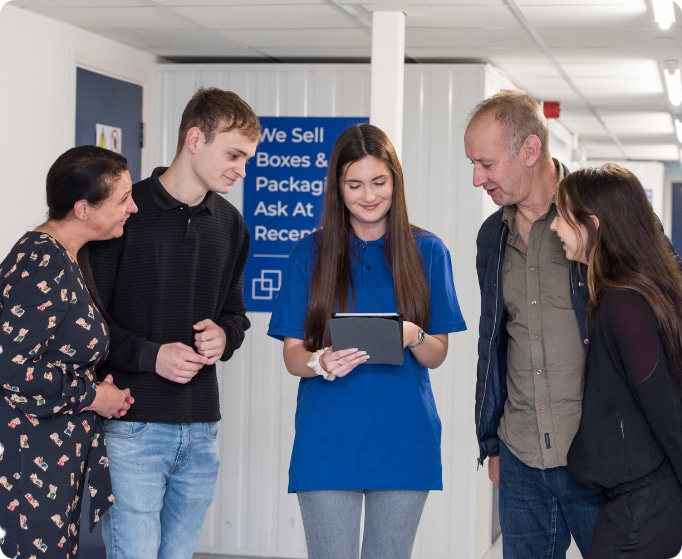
89,87,260,559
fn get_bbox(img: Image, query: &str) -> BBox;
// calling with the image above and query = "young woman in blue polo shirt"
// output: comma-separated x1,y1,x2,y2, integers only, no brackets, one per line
267,124,466,559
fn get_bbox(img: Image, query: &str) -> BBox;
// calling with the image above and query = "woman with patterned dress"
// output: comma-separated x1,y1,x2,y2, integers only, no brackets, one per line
0,146,137,558
267,124,466,559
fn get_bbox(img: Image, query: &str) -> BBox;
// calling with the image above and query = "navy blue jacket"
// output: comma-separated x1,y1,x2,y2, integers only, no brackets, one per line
473,202,589,466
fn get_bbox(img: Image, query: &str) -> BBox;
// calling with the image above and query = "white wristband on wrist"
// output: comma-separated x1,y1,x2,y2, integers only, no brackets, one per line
306,347,334,381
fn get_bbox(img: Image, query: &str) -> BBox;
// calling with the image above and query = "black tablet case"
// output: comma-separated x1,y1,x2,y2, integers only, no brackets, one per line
328,312,404,365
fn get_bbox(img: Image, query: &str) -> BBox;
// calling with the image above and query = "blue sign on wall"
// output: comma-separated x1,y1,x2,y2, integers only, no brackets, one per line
244,116,368,312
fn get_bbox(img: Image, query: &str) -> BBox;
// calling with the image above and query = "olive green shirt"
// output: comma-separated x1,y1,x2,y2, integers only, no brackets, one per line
498,165,585,469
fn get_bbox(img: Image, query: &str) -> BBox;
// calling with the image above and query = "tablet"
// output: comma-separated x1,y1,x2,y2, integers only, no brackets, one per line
328,312,404,365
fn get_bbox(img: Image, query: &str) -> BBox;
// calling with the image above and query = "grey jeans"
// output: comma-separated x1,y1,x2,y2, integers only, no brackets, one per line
297,490,429,559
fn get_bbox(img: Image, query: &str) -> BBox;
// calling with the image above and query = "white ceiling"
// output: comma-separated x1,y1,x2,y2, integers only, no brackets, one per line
9,0,682,163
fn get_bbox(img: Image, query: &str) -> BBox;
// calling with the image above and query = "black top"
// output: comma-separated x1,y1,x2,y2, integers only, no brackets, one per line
568,289,682,494
88,167,251,423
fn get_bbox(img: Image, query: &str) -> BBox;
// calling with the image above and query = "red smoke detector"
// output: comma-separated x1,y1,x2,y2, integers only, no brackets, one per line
543,101,561,119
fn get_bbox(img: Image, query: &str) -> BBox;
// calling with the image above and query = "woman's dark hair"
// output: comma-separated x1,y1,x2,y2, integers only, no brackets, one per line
46,145,129,315
46,145,128,220
556,163,682,382
303,124,430,351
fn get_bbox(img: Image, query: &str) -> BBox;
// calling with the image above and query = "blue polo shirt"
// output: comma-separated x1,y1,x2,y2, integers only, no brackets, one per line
268,230,466,492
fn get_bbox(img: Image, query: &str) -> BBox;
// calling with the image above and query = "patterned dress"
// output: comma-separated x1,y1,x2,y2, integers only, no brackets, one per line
0,232,113,558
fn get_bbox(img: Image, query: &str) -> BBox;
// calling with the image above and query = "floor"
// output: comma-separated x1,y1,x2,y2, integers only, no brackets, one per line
193,556,279,559
190,533,681,559
191,536,584,559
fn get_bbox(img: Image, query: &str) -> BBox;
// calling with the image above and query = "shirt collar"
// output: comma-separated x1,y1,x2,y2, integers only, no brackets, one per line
149,167,216,214
349,229,386,248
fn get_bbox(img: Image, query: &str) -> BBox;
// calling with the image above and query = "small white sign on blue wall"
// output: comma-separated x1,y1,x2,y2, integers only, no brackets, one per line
244,116,368,313
96,123,122,153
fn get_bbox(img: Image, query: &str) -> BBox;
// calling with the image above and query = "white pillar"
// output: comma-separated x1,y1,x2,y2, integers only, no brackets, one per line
370,11,405,158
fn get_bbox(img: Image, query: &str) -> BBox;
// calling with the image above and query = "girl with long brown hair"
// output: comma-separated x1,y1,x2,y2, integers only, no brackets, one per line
268,124,466,559
551,163,682,558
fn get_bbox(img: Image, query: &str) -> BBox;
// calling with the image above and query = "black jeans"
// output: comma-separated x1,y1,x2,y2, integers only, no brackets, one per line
589,473,682,558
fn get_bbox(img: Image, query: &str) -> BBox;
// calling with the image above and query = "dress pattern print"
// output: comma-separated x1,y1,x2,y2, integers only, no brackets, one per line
0,232,113,558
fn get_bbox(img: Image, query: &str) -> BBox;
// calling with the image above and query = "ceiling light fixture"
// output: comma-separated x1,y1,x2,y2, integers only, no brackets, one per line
675,117,682,142
664,60,682,106
653,0,676,30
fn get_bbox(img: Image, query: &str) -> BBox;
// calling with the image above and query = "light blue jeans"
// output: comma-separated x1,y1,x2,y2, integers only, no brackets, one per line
101,421,220,559
297,490,429,559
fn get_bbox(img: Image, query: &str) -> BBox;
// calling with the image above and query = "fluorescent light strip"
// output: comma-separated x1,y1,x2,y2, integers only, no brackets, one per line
665,66,682,106
653,0,675,30
676,118,682,142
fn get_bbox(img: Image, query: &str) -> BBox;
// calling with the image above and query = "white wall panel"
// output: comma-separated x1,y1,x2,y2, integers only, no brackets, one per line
586,159,666,231
155,63,508,559
0,5,155,259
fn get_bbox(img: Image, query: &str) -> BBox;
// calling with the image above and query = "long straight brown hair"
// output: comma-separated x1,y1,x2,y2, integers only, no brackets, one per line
303,124,430,351
556,163,682,383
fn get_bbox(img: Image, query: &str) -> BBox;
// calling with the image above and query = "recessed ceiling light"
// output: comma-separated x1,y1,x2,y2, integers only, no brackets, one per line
653,0,676,30
664,60,682,106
